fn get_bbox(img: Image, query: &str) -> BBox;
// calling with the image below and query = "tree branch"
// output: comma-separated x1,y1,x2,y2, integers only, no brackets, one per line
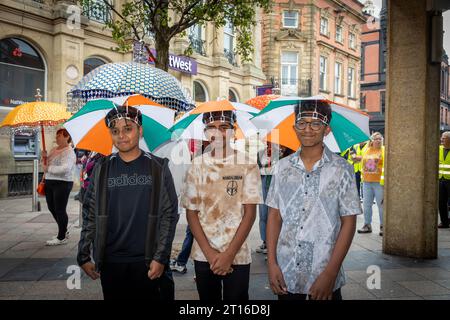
100,0,156,62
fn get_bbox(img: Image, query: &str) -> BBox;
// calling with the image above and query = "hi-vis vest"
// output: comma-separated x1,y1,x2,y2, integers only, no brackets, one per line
340,143,366,173
439,145,450,180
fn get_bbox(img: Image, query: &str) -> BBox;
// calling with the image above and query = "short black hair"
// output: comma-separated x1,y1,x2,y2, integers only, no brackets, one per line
294,100,332,125
202,110,236,126
105,105,142,128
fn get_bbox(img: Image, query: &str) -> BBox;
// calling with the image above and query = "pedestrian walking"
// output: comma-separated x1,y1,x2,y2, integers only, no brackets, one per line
438,131,450,228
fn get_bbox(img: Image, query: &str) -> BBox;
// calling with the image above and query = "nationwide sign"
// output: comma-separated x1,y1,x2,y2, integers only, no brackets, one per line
133,41,197,75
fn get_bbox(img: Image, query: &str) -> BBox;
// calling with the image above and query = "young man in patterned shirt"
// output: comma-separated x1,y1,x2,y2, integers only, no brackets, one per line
181,110,262,301
266,99,362,300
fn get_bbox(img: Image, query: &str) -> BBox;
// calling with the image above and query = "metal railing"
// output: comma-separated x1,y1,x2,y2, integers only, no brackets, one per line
82,0,112,24
8,172,43,197
224,49,238,67
189,35,206,56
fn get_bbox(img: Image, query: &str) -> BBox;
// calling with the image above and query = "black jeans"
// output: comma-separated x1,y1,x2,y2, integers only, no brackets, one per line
194,261,250,301
355,171,362,198
44,179,73,240
439,179,450,226
100,261,174,300
278,288,342,301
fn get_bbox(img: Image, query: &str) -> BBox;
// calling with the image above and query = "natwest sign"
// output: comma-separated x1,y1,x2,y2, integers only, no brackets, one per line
133,42,197,75
168,54,195,74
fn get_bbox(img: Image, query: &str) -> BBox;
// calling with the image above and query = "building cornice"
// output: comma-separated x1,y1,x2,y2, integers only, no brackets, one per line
0,3,53,27
317,40,360,60
314,0,367,24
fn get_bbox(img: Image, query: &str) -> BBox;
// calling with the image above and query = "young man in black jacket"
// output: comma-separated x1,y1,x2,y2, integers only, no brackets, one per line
77,105,179,300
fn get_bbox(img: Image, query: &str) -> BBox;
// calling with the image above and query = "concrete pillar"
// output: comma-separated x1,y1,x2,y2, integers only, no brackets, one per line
383,0,441,258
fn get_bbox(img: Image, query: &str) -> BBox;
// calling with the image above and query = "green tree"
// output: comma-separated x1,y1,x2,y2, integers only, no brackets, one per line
80,0,271,71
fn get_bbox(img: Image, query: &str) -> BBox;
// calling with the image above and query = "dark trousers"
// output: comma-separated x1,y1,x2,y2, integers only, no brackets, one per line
355,171,362,198
44,179,73,240
100,261,174,300
194,261,250,301
278,288,342,301
176,226,193,266
439,180,450,226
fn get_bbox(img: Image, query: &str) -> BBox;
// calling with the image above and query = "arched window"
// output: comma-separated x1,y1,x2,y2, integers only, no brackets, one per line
0,38,46,107
228,88,239,102
193,80,208,103
83,57,106,75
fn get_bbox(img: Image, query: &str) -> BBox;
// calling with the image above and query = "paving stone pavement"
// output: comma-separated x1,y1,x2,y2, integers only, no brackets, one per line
1,195,450,300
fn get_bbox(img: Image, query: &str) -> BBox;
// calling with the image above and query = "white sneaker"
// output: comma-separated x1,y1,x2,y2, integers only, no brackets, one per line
52,230,70,240
46,238,68,246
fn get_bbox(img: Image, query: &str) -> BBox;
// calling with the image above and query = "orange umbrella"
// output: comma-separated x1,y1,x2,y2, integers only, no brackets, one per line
245,94,281,110
0,101,72,153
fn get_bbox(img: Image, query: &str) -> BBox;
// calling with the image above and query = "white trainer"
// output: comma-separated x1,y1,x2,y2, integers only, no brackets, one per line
46,238,68,246
52,230,70,240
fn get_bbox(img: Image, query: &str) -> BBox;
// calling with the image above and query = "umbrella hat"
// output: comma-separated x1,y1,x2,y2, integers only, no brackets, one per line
64,95,175,155
251,95,370,152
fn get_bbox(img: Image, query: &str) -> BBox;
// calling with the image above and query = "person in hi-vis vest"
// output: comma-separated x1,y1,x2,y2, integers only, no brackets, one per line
438,131,450,228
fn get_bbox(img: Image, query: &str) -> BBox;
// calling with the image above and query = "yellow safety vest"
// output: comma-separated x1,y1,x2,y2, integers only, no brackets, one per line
439,145,450,180
353,143,365,173
341,144,366,173
340,147,354,166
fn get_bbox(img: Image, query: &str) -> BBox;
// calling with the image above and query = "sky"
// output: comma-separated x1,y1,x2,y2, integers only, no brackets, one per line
362,0,450,55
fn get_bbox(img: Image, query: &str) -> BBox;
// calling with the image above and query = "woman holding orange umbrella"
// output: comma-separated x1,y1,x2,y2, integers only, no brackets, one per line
41,128,76,246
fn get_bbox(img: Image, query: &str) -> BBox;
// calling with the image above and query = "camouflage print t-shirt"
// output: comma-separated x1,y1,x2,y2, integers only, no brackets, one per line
181,151,263,265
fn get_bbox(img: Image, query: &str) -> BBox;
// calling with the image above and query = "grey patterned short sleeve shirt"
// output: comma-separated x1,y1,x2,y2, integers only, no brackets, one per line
266,145,362,294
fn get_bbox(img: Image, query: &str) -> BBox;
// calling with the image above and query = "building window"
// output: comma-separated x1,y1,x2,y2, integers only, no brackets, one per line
224,21,237,66
83,57,106,76
347,67,355,98
281,52,298,96
381,91,386,114
82,0,112,24
283,10,298,28
320,17,329,36
193,80,208,103
0,37,46,108
189,24,206,56
334,62,342,95
349,32,356,49
336,25,343,43
360,93,366,110
319,56,328,91
229,89,239,102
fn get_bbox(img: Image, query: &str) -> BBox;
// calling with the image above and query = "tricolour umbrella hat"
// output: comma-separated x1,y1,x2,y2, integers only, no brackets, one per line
250,95,370,152
64,94,175,155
